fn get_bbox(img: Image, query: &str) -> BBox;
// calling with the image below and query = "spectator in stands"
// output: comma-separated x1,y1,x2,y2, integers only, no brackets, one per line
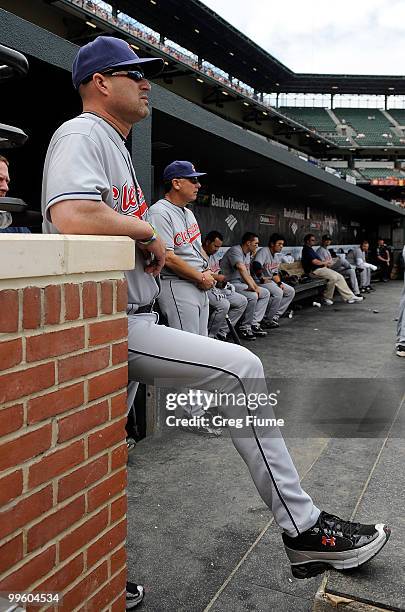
396,245,405,357
0,155,30,234
316,235,362,297
375,238,390,282
220,232,270,340
353,240,377,293
301,234,363,305
202,231,247,341
252,233,295,328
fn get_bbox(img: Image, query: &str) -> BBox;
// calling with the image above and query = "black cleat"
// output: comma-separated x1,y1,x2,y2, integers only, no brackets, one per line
282,511,391,580
396,345,405,357
238,328,256,341
251,325,268,337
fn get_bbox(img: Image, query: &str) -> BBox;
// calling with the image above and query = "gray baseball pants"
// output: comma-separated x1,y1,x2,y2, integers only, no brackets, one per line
207,289,247,338
263,280,295,321
158,277,209,335
126,312,320,536
232,283,270,329
397,280,405,347
358,266,371,289
332,260,360,295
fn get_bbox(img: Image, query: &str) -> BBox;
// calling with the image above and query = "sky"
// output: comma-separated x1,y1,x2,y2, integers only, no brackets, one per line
203,0,405,76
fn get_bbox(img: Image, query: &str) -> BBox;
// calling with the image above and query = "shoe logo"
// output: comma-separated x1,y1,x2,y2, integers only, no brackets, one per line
321,536,336,546
225,214,238,231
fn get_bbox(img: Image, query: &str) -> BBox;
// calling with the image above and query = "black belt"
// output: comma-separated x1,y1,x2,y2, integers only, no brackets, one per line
127,303,154,314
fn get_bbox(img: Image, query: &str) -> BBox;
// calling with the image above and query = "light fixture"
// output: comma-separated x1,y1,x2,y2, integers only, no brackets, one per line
222,91,229,95
388,87,395,91
275,82,280,86
253,67,257,72
85,21,97,28
164,61,169,65
196,77,204,83
262,111,268,116
130,43,140,50
278,120,284,124
317,139,321,143
194,28,199,33
229,51,234,56
174,15,180,20
243,102,250,106
150,0,157,4
332,85,338,89
306,134,310,138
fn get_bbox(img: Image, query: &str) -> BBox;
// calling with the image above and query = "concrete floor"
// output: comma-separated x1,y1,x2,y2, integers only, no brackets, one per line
126,280,404,612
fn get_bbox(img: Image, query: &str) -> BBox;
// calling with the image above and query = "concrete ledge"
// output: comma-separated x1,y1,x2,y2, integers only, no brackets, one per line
0,234,135,279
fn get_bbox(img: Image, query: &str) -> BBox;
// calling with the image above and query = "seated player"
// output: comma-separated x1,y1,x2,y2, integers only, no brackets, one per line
220,232,270,340
252,232,295,328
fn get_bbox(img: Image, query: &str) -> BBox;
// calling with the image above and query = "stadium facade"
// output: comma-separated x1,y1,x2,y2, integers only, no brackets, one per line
0,0,404,250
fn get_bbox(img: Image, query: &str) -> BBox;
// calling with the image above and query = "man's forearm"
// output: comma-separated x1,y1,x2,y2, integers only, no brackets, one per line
50,199,153,241
238,266,256,289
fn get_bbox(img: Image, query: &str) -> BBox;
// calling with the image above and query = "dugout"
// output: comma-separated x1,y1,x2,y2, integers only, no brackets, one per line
1,7,404,248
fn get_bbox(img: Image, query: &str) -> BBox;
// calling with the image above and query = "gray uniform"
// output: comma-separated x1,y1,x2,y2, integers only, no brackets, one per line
42,112,319,537
317,246,360,295
207,252,247,338
353,247,372,289
220,245,270,330
397,246,405,348
253,247,295,321
148,199,209,336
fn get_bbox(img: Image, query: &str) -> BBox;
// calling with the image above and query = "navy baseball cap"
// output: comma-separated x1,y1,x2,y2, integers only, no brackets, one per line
72,36,164,89
163,161,206,181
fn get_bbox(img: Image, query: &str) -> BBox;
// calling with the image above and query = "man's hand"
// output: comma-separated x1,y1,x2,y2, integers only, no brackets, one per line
198,271,216,290
138,236,166,276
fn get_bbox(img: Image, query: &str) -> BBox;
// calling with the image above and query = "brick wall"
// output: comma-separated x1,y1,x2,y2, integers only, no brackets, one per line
0,276,129,611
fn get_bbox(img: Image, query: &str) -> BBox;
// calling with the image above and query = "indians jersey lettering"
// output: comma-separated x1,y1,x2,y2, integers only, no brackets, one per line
253,247,283,277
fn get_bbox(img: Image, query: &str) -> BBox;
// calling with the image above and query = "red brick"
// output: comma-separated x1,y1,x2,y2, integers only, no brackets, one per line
101,281,113,315
27,382,84,424
111,443,128,470
0,338,22,370
87,520,127,568
112,592,127,612
111,391,127,418
59,507,109,561
87,469,127,512
23,287,41,330
64,283,80,321
35,554,84,595
0,533,23,575
58,399,108,443
27,495,85,552
28,440,85,489
44,285,61,325
111,494,127,523
88,318,127,346
58,347,110,384
0,485,53,540
0,403,23,436
0,362,54,404
0,424,52,472
0,470,23,506
88,366,127,402
82,281,98,319
87,566,126,610
59,560,108,612
111,547,127,575
0,545,56,592
0,289,18,333
58,455,109,503
116,279,128,312
26,327,85,362
88,418,126,457
112,340,128,366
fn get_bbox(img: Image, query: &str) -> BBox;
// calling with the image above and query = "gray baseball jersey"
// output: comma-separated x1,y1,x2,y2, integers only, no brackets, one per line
253,247,284,276
41,112,157,308
147,199,208,277
220,245,251,283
